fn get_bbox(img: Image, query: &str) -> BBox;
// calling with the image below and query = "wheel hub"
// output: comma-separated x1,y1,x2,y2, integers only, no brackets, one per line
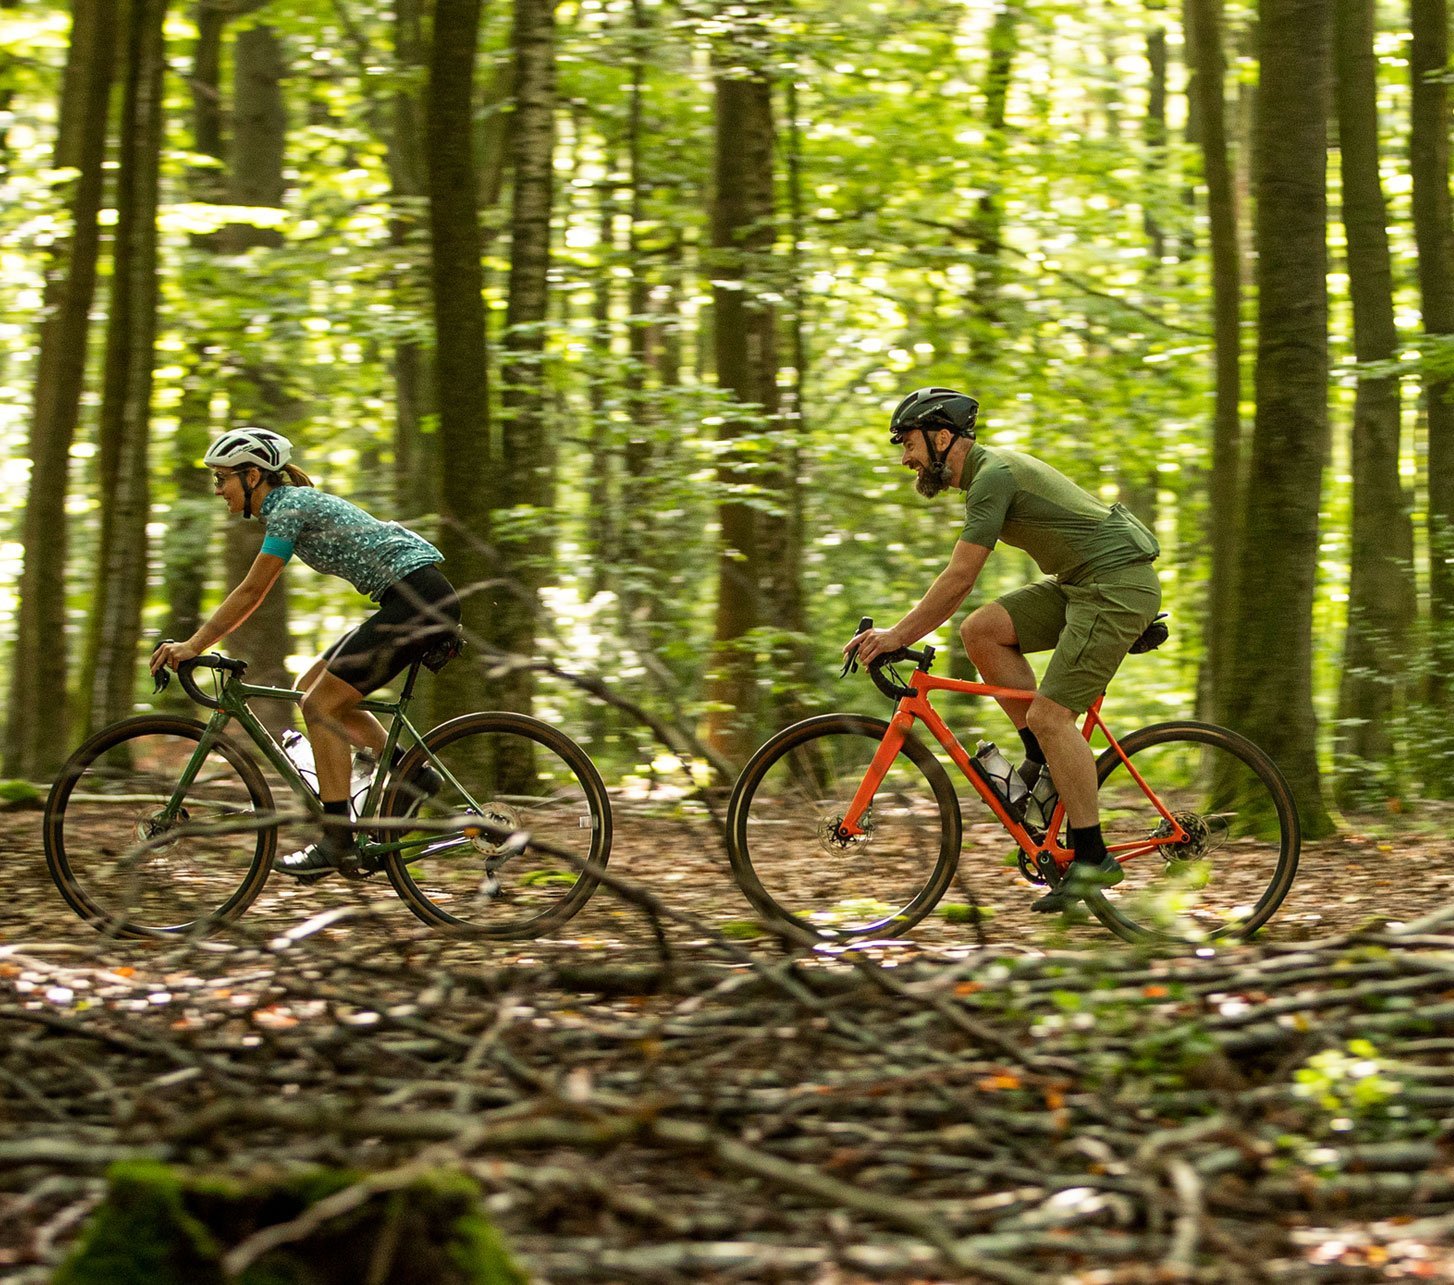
1152,810,1226,860
818,810,871,854
469,804,522,855
135,808,189,850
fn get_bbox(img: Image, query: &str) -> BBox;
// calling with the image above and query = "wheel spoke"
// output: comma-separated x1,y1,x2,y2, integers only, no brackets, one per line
383,715,609,938
1089,724,1298,942
728,717,961,939
46,721,273,936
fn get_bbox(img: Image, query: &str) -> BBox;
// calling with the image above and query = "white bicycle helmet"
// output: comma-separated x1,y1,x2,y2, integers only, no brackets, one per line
202,428,293,472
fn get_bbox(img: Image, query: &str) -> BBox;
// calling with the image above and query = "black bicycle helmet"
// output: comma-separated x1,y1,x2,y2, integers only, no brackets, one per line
889,387,980,444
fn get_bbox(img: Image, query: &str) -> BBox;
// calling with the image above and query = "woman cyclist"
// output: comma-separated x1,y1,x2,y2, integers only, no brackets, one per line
149,428,461,880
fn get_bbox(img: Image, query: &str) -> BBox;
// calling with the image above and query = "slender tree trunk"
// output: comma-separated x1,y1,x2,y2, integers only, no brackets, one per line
1145,17,1168,267
1333,0,1416,803
619,0,657,632
4,0,118,777
587,141,616,598
970,1,1019,360
426,0,492,725
1223,0,1335,838
705,50,776,763
496,0,557,718
161,4,229,670
162,360,216,648
390,0,440,524
1185,0,1243,729
219,17,292,734
1410,0,1454,717
84,0,168,732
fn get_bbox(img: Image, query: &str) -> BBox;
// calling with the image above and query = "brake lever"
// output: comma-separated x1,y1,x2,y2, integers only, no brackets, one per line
840,616,874,679
151,637,175,695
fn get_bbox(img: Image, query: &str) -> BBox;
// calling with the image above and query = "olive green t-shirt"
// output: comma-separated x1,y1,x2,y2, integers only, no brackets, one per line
960,443,1160,584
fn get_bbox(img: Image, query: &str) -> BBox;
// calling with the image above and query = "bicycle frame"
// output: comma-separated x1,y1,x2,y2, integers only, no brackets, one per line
838,666,1189,871
163,662,477,861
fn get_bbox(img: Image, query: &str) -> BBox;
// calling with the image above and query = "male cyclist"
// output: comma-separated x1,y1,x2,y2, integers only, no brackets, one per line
845,388,1161,912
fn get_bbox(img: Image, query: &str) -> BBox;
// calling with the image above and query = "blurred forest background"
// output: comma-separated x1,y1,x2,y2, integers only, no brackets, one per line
0,0,1451,840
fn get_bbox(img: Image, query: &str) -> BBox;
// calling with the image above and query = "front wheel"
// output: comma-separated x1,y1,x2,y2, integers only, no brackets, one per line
44,716,275,937
726,714,963,939
379,713,611,938
1086,720,1301,943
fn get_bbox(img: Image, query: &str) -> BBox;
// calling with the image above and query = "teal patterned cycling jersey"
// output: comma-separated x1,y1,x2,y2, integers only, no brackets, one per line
257,487,442,601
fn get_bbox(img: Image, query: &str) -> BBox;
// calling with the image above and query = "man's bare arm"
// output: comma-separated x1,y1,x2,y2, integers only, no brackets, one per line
847,541,992,664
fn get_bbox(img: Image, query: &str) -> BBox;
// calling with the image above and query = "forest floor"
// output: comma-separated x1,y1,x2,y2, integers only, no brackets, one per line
4,794,1454,1282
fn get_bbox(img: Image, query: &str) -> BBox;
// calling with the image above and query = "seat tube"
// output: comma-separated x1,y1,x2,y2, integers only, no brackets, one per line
839,713,911,835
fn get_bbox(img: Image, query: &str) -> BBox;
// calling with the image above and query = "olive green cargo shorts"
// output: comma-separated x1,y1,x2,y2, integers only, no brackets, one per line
996,561,1162,713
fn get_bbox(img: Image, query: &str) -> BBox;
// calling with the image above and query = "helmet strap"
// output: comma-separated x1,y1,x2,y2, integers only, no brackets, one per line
921,425,949,471
240,468,257,520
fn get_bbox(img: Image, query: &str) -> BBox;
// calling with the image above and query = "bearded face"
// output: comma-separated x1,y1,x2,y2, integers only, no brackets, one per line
914,459,953,498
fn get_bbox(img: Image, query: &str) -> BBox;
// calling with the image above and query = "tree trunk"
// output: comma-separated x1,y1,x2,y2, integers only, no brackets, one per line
84,0,168,733
1223,0,1335,838
705,54,776,764
970,1,1019,360
162,360,217,648
1410,0,1454,716
495,0,557,718
390,0,440,524
425,0,493,725
4,0,118,776
217,16,292,721
1145,19,1168,267
1333,0,1416,804
217,21,285,253
1185,0,1244,730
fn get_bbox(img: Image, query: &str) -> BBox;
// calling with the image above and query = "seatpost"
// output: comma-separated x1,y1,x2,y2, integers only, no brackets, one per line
399,659,423,701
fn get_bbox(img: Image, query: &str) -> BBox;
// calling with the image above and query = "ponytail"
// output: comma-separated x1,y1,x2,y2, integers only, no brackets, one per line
262,463,315,488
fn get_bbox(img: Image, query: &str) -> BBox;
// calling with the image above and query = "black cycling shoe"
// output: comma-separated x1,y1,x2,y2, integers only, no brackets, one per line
273,837,357,883
1031,854,1124,913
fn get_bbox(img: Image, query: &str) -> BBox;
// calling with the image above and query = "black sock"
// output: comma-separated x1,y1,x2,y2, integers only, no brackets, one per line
1018,727,1045,765
1070,823,1107,865
321,799,351,849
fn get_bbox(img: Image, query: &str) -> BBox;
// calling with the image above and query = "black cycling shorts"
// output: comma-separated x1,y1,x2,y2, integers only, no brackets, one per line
323,564,461,695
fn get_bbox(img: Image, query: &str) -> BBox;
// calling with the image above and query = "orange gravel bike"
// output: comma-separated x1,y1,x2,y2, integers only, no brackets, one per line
726,618,1300,944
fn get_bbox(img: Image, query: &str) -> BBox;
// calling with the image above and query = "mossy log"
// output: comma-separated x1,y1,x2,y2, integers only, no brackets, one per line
55,1160,527,1285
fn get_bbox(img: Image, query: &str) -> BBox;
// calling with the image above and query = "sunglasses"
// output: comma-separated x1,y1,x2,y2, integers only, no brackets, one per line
211,471,234,489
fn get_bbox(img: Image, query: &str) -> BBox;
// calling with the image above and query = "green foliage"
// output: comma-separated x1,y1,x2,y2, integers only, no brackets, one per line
0,0,1445,798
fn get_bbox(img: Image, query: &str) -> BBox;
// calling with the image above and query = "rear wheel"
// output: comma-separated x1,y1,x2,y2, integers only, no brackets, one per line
1086,720,1300,943
379,713,611,938
44,716,275,937
726,714,963,939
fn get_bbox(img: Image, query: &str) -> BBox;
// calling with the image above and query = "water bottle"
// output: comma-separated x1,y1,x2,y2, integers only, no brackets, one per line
349,749,377,820
1021,760,1060,834
971,741,1028,811
280,729,319,794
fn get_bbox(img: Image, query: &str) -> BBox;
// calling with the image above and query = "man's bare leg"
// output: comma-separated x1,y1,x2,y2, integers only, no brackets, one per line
1025,695,1098,830
960,604,1036,726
